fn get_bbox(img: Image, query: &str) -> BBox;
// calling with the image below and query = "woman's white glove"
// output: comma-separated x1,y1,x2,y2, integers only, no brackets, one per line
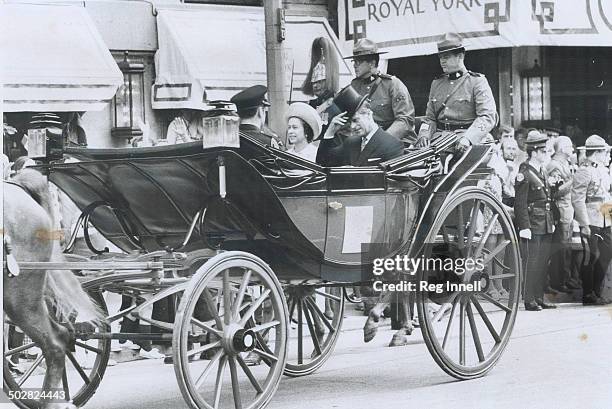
519,229,532,240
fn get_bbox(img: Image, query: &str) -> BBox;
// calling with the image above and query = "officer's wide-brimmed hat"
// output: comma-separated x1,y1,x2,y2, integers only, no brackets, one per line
343,38,388,60
333,85,368,119
525,130,548,149
577,134,611,151
437,32,465,54
286,102,322,139
230,85,271,112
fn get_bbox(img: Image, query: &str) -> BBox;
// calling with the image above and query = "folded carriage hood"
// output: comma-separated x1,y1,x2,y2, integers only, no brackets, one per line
47,142,323,262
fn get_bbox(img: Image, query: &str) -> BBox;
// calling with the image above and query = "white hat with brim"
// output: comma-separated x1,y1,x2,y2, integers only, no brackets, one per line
286,102,322,140
577,134,611,151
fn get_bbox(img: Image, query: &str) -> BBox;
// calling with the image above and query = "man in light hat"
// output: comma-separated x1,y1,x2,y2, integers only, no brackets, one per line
230,85,283,149
514,130,557,311
571,134,612,305
345,38,416,144
417,33,498,152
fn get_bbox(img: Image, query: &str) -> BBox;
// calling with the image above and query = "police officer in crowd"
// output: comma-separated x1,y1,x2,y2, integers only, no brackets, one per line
417,33,498,152
514,130,557,311
230,85,283,149
345,38,416,144
571,135,612,305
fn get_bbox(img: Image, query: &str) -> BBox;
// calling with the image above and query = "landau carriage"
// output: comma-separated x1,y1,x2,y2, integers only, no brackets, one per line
4,112,521,409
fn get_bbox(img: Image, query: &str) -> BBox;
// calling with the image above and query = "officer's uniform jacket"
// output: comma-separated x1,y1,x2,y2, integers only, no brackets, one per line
571,161,612,228
546,153,574,225
514,162,555,234
421,70,498,145
351,72,416,143
239,124,283,150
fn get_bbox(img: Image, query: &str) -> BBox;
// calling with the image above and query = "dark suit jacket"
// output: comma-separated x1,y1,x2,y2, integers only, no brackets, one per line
317,127,404,167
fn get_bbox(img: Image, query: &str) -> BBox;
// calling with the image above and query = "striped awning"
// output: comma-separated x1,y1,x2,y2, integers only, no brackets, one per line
0,3,123,112
152,6,354,109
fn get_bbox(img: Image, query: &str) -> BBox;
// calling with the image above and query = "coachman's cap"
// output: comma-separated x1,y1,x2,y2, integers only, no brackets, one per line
525,130,548,149
577,134,611,151
230,85,271,111
343,38,388,60
333,85,368,118
437,32,465,54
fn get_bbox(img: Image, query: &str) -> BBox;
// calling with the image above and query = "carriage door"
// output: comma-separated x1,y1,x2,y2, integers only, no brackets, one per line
324,168,387,264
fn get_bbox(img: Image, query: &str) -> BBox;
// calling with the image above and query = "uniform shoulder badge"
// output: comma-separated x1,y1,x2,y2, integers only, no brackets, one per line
468,71,483,77
516,173,525,182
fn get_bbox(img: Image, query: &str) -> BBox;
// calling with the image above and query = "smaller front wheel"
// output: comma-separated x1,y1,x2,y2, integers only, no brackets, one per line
173,251,288,409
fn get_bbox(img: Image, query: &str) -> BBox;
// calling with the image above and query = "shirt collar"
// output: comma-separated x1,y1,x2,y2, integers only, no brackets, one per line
361,126,378,146
448,69,466,80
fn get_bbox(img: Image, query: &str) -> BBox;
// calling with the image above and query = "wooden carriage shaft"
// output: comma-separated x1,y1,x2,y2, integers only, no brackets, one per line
13,261,164,270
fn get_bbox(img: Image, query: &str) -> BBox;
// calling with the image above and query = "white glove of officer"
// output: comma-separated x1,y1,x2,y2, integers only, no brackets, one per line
519,229,532,240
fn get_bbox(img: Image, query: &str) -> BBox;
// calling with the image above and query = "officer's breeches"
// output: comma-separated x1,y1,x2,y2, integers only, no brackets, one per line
582,226,612,296
524,234,552,302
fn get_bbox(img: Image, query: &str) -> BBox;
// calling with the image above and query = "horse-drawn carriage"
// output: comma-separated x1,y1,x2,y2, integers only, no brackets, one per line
3,131,520,409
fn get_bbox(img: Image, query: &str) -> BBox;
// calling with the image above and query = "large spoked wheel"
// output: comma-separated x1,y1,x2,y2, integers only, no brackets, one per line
417,187,520,380
3,291,110,408
282,284,344,377
173,251,288,409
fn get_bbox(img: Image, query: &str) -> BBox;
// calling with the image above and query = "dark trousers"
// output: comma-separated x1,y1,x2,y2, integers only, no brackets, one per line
548,222,573,288
582,226,612,297
523,234,552,303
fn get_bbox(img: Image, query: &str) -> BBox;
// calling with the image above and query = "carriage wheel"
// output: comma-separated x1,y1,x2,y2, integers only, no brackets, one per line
417,187,520,380
173,251,288,409
282,284,344,377
3,291,110,408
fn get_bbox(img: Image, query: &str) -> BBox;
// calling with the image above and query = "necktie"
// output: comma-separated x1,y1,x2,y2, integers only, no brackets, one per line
361,136,368,151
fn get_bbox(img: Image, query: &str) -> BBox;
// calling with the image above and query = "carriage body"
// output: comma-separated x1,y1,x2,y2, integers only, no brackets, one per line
44,135,479,284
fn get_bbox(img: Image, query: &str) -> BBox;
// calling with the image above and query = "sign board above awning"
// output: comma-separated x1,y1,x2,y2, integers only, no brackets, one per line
152,6,354,109
0,3,123,112
339,0,612,59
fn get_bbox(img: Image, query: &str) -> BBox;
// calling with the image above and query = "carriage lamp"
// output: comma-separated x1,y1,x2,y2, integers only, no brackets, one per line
201,101,240,149
521,59,551,125
111,51,145,139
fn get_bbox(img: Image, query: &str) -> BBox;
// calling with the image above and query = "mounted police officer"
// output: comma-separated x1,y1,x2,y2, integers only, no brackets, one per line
230,85,283,149
344,38,416,144
571,135,612,305
417,33,498,153
514,130,557,311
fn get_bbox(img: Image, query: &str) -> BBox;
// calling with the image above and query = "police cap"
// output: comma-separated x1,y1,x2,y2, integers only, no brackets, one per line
230,85,271,111
525,130,548,149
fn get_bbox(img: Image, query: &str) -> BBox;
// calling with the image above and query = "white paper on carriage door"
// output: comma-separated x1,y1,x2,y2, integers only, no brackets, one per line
342,206,373,254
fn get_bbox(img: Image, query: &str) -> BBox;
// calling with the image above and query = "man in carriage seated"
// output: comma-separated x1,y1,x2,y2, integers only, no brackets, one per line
316,85,404,167
415,32,498,153
231,85,284,149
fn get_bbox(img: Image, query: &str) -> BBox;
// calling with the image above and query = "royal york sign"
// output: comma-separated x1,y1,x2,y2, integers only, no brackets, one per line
339,0,612,58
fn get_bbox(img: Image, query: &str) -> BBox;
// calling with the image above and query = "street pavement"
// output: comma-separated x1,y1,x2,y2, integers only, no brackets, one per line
79,302,612,409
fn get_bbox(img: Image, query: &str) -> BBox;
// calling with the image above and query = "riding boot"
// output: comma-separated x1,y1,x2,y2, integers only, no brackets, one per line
8,326,24,364
136,324,153,352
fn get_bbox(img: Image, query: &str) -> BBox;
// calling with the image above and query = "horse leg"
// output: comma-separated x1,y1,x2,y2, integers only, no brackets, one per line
5,295,75,409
